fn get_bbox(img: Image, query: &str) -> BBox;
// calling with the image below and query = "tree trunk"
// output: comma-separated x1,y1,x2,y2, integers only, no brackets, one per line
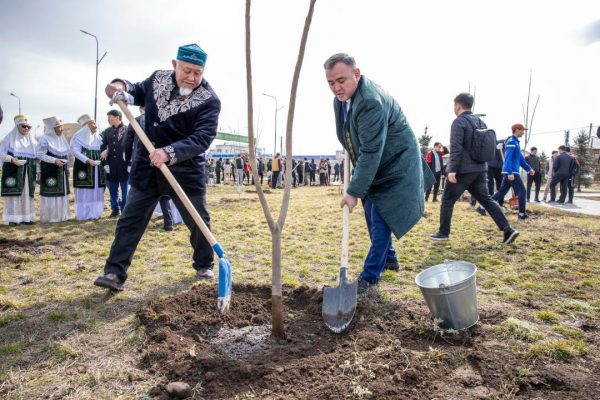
271,227,285,338
244,0,317,340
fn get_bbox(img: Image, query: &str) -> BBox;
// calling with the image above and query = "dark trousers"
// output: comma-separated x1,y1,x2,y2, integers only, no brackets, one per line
216,170,221,184
550,174,568,203
439,172,509,236
492,175,527,214
104,186,213,282
568,177,575,202
361,197,398,283
271,171,280,188
526,172,542,201
107,179,128,212
259,172,264,184
159,196,173,228
471,167,502,207
425,171,442,201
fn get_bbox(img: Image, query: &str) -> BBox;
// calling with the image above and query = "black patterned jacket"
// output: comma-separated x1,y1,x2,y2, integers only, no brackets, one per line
115,70,221,194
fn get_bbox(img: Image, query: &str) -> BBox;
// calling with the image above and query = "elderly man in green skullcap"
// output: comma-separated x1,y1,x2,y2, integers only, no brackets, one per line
94,43,221,291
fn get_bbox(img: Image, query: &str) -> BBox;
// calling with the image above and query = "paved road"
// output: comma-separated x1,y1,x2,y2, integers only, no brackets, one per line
535,190,600,217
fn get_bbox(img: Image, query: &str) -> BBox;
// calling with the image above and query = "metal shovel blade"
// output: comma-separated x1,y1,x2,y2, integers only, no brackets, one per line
322,271,358,333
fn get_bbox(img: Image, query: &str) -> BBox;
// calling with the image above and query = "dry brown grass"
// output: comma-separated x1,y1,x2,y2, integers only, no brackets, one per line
0,183,598,399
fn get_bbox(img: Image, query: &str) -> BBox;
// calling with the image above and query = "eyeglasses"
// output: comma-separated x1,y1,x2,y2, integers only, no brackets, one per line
20,125,32,129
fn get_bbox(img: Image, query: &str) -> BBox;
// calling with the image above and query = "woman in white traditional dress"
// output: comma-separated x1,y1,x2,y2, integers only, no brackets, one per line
36,116,71,223
0,115,39,225
70,114,106,220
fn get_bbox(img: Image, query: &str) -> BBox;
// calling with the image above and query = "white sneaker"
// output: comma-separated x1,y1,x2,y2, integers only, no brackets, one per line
196,268,214,280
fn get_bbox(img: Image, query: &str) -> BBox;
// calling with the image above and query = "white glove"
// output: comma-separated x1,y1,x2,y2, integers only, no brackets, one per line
110,91,134,106
104,165,110,174
127,166,131,173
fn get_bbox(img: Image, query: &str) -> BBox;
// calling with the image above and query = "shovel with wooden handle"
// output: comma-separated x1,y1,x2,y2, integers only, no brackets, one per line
322,151,358,333
116,100,232,313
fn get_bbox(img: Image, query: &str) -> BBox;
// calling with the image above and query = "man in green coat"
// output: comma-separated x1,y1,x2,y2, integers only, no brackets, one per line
324,53,434,294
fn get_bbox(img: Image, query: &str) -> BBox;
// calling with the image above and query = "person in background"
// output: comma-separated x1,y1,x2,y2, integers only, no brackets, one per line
431,94,518,244
525,146,542,203
37,116,71,223
425,142,445,202
101,109,134,218
565,146,580,204
271,153,282,189
70,114,106,220
491,123,535,220
542,150,558,202
549,145,575,205
0,115,38,225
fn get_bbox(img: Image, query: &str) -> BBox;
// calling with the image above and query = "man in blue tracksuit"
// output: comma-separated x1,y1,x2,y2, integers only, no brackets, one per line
491,123,535,219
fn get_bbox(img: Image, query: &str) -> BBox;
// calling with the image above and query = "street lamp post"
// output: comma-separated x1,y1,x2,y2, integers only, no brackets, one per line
80,29,107,122
9,93,21,114
261,92,285,156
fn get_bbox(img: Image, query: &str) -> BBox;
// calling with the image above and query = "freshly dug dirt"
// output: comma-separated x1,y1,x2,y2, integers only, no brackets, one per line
138,284,599,399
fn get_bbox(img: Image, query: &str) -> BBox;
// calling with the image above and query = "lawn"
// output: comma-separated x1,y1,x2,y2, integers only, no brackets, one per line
0,183,598,399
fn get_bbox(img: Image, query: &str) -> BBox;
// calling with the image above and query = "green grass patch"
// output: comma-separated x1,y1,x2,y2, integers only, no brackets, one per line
42,342,79,362
527,339,588,360
0,310,25,327
0,340,26,365
535,310,560,324
494,318,544,342
551,325,584,339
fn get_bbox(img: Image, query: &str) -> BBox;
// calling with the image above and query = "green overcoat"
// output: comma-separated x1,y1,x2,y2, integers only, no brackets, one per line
334,76,435,239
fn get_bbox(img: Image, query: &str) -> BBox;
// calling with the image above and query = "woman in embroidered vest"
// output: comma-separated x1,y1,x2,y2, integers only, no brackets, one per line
70,114,106,220
37,116,71,223
0,115,39,225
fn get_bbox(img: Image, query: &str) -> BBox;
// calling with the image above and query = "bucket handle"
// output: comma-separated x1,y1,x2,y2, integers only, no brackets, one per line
439,283,450,292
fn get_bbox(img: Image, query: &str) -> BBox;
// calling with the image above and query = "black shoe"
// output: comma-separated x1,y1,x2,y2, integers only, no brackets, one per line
22,221,34,225
432,198,438,202
109,210,120,218
163,225,174,231
534,199,541,203
518,213,530,220
476,206,487,216
357,278,378,295
94,273,124,291
502,227,519,245
430,232,449,241
384,260,400,271
8,222,18,226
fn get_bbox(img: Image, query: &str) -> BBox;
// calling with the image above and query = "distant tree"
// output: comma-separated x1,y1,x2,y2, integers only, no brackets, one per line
572,129,594,191
419,128,432,157
522,69,540,150
539,150,549,184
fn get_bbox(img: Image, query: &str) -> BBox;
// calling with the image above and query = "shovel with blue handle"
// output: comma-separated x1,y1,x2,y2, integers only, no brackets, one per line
116,100,232,313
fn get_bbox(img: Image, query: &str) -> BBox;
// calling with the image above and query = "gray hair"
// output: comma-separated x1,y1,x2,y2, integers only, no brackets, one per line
323,53,356,70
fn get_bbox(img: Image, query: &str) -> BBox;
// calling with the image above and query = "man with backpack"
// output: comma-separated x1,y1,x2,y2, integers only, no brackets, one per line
490,123,535,219
430,93,519,244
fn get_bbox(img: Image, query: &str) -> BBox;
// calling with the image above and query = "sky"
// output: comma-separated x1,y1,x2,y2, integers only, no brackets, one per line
1,0,599,156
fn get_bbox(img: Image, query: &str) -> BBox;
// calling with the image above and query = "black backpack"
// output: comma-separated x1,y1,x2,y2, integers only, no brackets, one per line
462,116,497,163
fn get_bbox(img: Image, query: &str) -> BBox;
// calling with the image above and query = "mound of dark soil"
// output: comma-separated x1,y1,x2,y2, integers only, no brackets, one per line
138,284,598,399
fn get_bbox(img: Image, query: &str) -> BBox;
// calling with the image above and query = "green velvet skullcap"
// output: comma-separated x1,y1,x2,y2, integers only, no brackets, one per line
177,44,207,66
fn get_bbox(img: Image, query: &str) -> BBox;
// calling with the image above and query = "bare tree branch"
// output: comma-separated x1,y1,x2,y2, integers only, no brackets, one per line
277,0,317,229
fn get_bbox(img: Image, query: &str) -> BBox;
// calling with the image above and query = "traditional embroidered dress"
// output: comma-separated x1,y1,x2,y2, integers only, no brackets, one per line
70,115,106,220
37,116,71,223
0,115,39,224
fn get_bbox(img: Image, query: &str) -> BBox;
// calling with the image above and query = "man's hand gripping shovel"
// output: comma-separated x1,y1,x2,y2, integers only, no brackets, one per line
116,99,232,313
322,151,358,333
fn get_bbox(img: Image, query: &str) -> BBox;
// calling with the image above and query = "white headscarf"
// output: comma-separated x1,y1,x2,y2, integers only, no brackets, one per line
70,122,101,150
1,115,37,158
40,116,70,156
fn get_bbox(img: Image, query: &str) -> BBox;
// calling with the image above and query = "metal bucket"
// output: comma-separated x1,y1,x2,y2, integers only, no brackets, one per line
415,261,479,330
